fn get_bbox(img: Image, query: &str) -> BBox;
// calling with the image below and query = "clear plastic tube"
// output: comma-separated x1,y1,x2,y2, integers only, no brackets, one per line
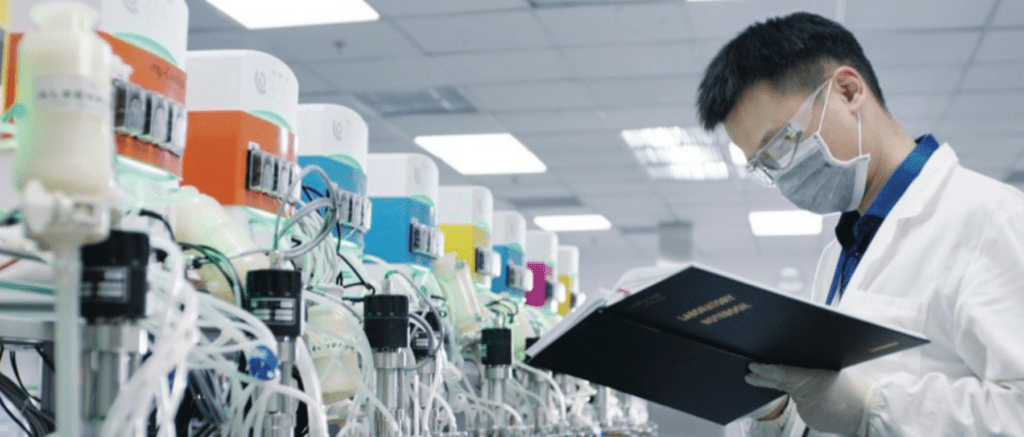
294,338,329,437
513,361,567,422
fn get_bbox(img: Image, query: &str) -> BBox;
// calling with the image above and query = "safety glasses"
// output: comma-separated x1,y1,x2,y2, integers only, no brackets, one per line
746,81,831,186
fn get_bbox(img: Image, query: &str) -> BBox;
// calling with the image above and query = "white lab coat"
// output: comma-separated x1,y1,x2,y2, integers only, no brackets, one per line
742,144,1024,437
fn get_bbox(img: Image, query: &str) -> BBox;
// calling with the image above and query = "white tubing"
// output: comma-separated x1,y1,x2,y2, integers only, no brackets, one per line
53,246,81,437
514,361,567,422
295,337,330,437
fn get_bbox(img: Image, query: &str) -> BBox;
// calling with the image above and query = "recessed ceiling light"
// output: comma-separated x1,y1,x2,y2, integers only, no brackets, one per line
205,0,379,29
414,133,547,175
748,210,823,236
534,214,613,232
620,126,730,181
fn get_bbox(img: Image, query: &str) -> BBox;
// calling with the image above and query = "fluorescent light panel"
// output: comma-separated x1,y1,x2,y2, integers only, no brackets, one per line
748,210,823,236
620,126,729,181
534,214,612,232
414,133,547,175
206,0,379,29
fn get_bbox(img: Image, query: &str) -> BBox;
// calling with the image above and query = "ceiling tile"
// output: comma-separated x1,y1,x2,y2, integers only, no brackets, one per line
518,131,625,156
856,31,981,66
486,182,576,200
535,3,695,45
255,22,420,62
185,0,242,32
844,0,996,30
297,94,381,119
992,0,1024,26
934,115,1024,138
976,30,1024,62
583,193,668,211
961,63,1024,91
366,116,413,138
587,76,701,107
289,64,337,95
366,138,416,154
884,95,951,119
569,180,657,196
874,66,963,95
947,91,1024,116
495,109,609,133
756,236,825,258
466,81,597,111
555,231,635,252
187,30,278,53
432,49,573,84
563,43,705,78
474,172,564,187
386,113,506,136
366,0,529,17
311,57,454,92
624,233,658,252
694,230,758,258
393,11,552,53
684,0,836,39
601,105,700,129
558,163,649,182
658,181,744,206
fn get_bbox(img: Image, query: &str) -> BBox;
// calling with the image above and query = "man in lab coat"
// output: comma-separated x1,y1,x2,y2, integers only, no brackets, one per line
697,12,1024,437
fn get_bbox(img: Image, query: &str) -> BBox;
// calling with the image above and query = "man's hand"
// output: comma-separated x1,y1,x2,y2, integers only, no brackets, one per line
746,363,876,435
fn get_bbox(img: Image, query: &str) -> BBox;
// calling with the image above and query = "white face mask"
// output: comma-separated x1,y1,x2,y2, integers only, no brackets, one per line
770,84,871,214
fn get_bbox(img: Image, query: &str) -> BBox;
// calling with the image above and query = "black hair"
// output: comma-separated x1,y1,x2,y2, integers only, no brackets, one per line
697,12,885,130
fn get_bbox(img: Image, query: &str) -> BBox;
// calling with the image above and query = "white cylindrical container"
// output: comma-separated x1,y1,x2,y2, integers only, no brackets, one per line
437,185,495,233
15,1,114,198
558,245,580,295
493,211,527,249
526,230,559,270
172,186,270,303
366,153,439,206
297,104,369,169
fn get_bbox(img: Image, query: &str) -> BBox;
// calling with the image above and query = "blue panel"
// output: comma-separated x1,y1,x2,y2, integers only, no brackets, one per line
364,197,435,268
298,156,367,247
298,156,367,195
492,244,525,296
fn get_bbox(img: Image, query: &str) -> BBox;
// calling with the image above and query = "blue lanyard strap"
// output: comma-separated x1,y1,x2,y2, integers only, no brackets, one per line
826,135,939,306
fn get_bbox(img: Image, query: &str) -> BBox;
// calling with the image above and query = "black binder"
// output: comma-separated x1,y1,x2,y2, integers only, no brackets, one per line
524,264,929,425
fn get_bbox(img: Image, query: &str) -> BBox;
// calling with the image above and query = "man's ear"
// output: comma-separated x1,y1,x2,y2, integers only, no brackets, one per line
835,66,867,113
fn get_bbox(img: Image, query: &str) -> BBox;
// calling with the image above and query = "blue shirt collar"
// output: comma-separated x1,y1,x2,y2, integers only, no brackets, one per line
835,134,940,252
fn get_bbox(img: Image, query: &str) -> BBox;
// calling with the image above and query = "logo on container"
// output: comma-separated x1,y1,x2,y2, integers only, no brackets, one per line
332,120,344,141
254,71,268,95
124,0,139,13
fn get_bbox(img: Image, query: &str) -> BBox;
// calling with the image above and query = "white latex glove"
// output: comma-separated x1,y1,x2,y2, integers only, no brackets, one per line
745,363,876,435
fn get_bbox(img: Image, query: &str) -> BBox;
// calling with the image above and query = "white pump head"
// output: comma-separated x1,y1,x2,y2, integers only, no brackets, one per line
297,104,368,170
186,50,299,131
437,185,494,231
366,153,439,207
493,211,527,248
526,230,559,268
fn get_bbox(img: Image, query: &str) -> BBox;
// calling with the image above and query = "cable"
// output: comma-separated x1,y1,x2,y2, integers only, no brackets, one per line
336,251,375,294
0,247,44,263
0,346,30,436
0,210,19,226
386,270,446,358
9,352,40,405
181,243,244,304
137,209,175,240
32,346,53,372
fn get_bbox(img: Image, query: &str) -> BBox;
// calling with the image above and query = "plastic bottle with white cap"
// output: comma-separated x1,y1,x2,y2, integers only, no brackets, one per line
15,1,115,199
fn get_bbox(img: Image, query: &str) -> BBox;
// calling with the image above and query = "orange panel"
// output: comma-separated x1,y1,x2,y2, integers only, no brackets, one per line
5,31,187,177
182,110,296,213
